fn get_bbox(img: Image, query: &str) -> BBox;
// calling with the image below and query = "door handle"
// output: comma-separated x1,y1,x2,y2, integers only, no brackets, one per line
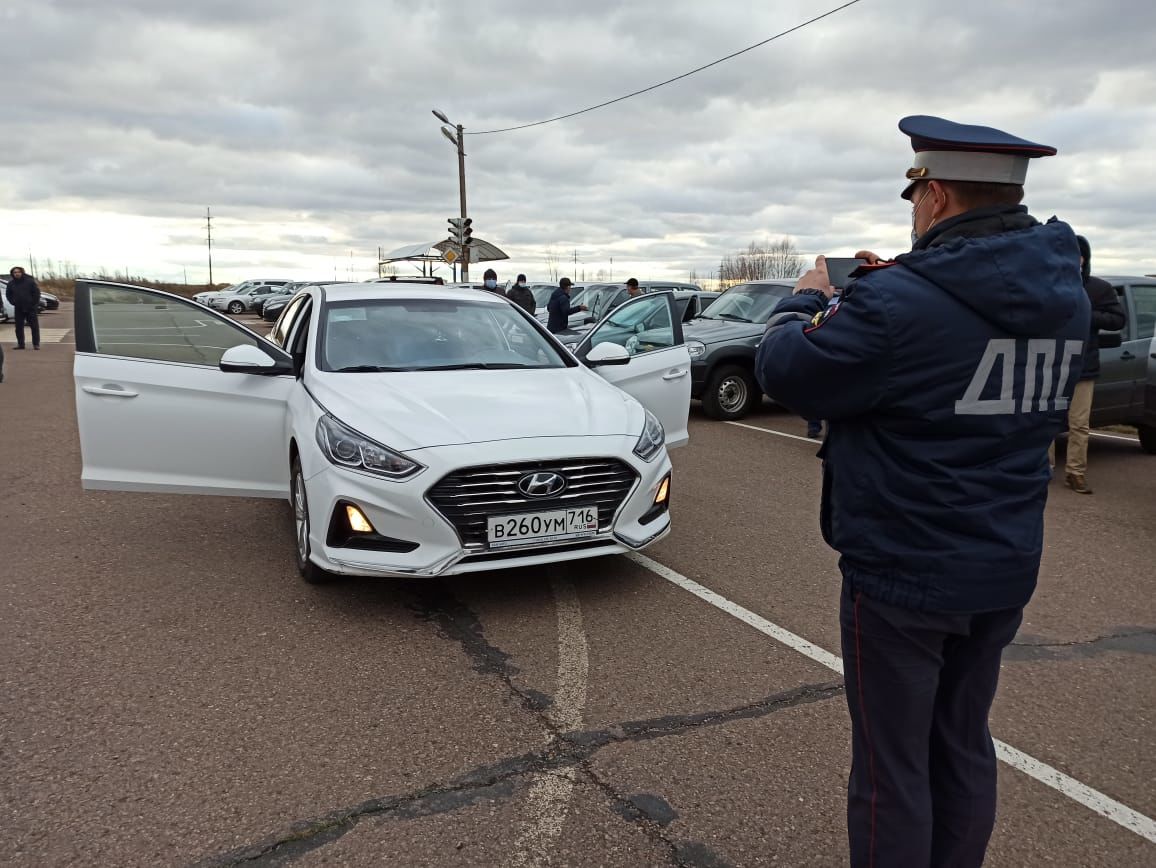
82,384,139,398
662,369,689,381
1119,351,1135,360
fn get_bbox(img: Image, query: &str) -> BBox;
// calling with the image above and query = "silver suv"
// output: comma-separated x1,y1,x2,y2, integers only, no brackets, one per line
1094,276,1156,452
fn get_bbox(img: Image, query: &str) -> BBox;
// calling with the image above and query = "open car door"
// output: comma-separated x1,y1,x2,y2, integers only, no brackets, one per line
574,292,691,448
73,281,295,497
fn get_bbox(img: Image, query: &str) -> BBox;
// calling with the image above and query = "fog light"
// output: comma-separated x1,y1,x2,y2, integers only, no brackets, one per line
654,476,670,505
345,504,374,533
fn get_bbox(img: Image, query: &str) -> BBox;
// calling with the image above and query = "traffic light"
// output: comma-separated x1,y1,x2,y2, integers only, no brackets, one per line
448,217,473,247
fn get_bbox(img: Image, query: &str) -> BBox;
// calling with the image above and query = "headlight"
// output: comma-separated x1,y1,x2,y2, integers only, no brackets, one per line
633,409,665,462
686,340,707,360
315,415,423,480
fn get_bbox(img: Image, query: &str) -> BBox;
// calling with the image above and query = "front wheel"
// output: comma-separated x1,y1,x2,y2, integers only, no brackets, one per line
1139,425,1156,455
227,301,245,314
291,457,332,584
702,364,758,420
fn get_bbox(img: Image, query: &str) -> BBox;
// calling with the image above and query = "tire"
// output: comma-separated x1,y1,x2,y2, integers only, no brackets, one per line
291,457,333,584
1139,425,1156,455
227,301,245,314
702,364,758,420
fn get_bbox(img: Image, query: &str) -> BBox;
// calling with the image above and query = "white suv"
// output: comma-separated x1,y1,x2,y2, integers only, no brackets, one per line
72,280,692,582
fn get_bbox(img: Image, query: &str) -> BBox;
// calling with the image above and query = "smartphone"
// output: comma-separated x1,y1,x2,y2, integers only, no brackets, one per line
824,257,867,290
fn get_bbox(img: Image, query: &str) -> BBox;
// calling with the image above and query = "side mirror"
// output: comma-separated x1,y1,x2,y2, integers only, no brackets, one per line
1098,331,1123,349
219,344,291,375
586,341,631,367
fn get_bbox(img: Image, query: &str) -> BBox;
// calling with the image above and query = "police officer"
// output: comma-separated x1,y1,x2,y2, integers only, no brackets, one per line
546,277,586,334
755,116,1090,868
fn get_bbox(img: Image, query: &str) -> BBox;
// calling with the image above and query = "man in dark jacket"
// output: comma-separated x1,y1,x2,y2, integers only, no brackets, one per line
506,274,536,314
756,116,1089,868
546,277,586,334
1049,235,1126,494
6,267,42,350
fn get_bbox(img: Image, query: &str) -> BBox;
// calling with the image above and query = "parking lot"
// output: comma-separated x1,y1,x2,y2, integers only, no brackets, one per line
1,307,1154,867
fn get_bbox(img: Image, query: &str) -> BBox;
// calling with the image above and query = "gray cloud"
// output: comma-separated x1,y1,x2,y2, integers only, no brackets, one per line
2,0,1154,280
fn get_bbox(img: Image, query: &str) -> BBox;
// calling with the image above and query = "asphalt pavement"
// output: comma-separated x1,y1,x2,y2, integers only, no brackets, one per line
1,307,1153,867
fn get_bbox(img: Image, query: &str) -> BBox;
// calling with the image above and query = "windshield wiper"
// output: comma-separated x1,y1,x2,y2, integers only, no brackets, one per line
333,365,408,373
715,313,754,323
421,362,541,371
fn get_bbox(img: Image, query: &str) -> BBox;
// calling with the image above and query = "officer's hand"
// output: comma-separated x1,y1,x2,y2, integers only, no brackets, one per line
793,255,835,299
579,305,588,311
854,249,885,265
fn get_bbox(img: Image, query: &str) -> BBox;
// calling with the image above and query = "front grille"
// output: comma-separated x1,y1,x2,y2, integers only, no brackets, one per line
427,458,638,548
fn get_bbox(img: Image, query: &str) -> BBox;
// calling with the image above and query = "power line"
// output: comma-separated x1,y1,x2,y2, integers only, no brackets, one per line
467,0,866,136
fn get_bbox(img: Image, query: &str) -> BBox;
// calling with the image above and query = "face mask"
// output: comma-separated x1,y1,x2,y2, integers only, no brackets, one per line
910,186,933,247
484,278,497,289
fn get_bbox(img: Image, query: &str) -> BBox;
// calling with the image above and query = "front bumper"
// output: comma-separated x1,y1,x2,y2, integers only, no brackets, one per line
302,436,673,578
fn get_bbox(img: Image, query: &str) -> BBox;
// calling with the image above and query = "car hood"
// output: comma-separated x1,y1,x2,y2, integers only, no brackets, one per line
682,317,764,344
309,367,641,452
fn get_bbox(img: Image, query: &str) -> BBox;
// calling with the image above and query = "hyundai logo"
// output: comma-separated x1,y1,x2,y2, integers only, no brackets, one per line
517,471,567,498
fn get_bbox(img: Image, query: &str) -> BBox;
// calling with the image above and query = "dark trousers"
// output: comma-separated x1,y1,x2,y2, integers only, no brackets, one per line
840,583,1022,868
14,308,40,348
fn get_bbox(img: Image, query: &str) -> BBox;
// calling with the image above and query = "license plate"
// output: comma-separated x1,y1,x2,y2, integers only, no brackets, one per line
486,507,599,549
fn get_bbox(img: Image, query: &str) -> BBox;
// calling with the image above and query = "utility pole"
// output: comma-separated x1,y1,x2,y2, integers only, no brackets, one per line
573,249,578,281
610,257,613,281
434,111,471,281
206,207,214,287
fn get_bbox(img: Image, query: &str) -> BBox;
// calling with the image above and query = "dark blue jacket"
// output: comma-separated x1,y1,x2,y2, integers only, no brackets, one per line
755,207,1090,613
547,287,581,333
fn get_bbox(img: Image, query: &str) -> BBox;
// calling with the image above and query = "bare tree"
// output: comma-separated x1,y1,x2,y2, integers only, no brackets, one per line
718,238,804,287
544,246,561,282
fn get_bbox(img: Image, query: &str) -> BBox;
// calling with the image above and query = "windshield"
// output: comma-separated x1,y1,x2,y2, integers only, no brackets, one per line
583,286,626,319
319,298,571,372
530,286,556,306
698,283,792,324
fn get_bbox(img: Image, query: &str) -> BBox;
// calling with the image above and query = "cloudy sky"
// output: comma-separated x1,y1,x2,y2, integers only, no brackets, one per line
3,0,1154,285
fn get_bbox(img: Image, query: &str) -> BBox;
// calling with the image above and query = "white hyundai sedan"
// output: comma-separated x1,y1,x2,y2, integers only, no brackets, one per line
73,280,692,582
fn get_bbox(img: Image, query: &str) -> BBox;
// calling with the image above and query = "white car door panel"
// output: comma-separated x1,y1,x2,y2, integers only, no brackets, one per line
73,281,293,497
577,293,691,448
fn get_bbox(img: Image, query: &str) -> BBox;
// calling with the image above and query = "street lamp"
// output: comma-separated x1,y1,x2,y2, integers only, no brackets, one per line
432,109,470,281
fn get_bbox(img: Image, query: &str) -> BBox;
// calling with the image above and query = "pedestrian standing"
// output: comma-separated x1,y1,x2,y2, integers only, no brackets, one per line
506,274,536,314
547,278,586,334
755,115,1090,868
6,267,42,350
1048,235,1126,494
624,277,642,298
482,268,503,294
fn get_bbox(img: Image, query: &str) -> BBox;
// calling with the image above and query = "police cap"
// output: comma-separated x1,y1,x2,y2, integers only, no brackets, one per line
899,115,1057,200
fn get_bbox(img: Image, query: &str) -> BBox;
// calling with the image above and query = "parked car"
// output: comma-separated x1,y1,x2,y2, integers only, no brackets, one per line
558,290,720,350
194,279,292,306
1,277,52,318
1092,276,1156,452
262,294,294,322
683,279,795,419
251,284,303,316
211,284,290,314
71,280,690,582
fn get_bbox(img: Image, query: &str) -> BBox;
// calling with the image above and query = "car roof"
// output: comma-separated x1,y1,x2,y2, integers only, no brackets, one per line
1099,274,1155,283
728,279,796,288
319,283,510,304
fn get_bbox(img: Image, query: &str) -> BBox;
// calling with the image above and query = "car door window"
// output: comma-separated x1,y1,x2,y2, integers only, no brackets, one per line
1130,285,1156,340
85,283,266,367
581,294,678,358
271,295,307,347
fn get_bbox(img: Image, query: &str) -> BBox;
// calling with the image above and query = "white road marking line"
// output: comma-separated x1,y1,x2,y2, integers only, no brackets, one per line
510,577,589,867
725,421,818,444
626,552,1156,846
1089,431,1140,443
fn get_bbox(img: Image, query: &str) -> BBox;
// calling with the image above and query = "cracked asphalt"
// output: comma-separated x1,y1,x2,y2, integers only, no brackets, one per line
1,311,1154,866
